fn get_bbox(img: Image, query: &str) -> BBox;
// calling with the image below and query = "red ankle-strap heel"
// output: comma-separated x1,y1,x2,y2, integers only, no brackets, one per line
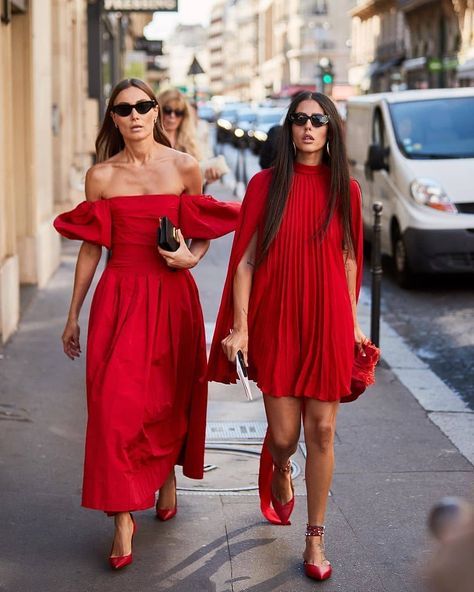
303,524,332,581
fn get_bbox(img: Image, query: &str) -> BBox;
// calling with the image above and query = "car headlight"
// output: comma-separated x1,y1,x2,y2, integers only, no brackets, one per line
410,178,457,213
217,119,232,130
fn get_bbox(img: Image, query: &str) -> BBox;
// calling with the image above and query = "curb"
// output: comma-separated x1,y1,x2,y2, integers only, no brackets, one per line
358,286,473,466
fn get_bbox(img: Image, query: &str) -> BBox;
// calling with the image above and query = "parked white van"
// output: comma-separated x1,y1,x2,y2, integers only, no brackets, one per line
346,88,474,286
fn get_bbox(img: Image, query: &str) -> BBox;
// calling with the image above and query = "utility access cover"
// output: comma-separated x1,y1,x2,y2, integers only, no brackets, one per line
177,422,304,496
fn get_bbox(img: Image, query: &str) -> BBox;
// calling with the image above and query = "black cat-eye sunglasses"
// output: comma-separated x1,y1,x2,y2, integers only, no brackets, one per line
111,100,157,117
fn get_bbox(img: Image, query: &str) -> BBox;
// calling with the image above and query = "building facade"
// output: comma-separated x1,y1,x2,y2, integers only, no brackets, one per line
0,0,93,343
349,0,474,93
0,1,152,343
205,0,355,101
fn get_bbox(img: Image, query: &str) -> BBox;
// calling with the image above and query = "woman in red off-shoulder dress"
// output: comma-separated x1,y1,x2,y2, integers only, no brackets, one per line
208,92,369,582
54,79,239,570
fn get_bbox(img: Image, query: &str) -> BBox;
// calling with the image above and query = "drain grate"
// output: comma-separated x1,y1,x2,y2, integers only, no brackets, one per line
206,421,267,441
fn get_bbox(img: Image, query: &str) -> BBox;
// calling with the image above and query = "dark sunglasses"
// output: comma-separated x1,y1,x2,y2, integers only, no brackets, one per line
288,112,330,127
111,100,156,117
163,106,185,117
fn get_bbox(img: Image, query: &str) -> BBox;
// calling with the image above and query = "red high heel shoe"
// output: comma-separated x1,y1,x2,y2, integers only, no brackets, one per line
303,524,332,581
156,475,177,521
109,513,137,570
270,460,295,525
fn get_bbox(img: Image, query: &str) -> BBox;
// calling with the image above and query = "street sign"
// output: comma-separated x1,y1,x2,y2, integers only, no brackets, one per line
103,0,178,11
134,37,163,55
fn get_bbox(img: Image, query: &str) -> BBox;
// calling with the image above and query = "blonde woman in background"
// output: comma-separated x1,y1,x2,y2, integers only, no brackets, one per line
158,89,223,185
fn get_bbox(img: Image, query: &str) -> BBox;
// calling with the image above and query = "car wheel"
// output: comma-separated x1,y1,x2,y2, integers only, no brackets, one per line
393,232,415,289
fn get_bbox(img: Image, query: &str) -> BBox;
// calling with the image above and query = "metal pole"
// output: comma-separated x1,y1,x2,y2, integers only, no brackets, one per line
233,143,241,197
370,202,383,347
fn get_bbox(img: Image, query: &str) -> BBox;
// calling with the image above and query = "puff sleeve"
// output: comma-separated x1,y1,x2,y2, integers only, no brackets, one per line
53,200,112,249
178,194,240,240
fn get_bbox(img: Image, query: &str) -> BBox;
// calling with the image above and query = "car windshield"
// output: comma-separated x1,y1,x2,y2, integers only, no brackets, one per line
237,111,256,123
389,97,474,159
258,111,283,124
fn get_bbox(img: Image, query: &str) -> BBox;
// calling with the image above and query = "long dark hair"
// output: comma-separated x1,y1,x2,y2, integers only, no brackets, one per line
259,91,353,261
95,78,171,163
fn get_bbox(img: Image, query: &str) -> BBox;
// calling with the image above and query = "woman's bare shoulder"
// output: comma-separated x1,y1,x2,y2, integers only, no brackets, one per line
85,163,115,202
173,149,199,173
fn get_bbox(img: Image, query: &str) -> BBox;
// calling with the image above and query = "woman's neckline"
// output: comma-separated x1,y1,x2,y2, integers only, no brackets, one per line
293,162,327,175
101,193,181,201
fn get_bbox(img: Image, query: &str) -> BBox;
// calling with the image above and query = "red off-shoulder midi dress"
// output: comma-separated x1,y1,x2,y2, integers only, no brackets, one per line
54,194,239,513
208,162,363,401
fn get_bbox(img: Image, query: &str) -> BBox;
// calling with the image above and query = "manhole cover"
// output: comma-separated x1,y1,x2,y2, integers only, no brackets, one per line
177,444,302,495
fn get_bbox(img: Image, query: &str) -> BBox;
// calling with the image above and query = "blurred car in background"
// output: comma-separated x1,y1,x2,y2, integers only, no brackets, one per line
197,104,216,123
346,87,474,287
231,108,257,147
216,105,242,143
249,108,286,154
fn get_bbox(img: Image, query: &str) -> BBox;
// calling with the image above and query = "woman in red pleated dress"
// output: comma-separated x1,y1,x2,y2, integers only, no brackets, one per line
208,91,368,581
54,78,239,570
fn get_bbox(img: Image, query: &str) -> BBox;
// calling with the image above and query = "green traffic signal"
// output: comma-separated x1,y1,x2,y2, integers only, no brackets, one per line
322,73,333,84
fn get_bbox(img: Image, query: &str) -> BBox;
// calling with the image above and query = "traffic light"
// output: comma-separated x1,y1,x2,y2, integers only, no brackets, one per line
319,58,334,93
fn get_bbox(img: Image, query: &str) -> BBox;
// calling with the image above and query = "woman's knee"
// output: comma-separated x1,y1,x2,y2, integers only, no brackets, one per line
305,421,335,453
269,430,300,457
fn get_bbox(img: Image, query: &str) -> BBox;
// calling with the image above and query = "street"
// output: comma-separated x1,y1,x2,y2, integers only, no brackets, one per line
213,133,474,411
1,181,473,592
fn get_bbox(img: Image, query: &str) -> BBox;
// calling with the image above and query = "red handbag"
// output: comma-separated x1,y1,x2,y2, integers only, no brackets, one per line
341,341,380,403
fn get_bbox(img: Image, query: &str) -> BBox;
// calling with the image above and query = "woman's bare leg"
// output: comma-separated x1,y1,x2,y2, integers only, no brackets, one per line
110,511,134,557
302,399,339,565
156,467,176,510
263,395,302,503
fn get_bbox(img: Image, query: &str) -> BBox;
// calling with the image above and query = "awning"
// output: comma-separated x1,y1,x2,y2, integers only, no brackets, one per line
402,57,427,71
371,56,405,77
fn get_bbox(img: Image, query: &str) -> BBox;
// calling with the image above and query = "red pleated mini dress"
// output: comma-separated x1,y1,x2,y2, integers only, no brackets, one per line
208,163,363,402
54,194,239,512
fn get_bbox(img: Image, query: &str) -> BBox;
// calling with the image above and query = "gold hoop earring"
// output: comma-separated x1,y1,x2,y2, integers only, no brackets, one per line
326,142,331,157
292,141,297,156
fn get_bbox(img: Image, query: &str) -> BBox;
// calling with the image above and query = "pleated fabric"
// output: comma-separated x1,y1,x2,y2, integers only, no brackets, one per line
208,163,363,402
54,194,239,512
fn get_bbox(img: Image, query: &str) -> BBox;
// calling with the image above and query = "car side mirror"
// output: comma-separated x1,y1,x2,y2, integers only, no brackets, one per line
367,144,389,171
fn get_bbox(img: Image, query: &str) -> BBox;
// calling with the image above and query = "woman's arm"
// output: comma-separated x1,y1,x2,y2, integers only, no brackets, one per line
221,232,258,365
159,155,210,269
344,250,367,349
61,168,104,360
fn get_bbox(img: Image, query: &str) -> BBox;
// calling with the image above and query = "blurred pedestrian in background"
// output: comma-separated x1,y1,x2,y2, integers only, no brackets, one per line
158,88,223,186
424,497,474,592
209,91,368,582
54,78,239,570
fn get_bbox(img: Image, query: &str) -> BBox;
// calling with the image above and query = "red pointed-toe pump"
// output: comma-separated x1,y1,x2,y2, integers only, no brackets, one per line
270,460,295,525
156,475,177,522
303,524,332,581
109,513,137,570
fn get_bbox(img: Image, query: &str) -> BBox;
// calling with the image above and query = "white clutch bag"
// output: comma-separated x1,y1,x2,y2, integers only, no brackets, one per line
200,155,230,177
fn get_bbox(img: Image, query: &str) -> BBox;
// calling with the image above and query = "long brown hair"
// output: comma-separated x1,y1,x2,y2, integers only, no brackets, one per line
95,78,171,163
259,91,353,261
157,88,201,160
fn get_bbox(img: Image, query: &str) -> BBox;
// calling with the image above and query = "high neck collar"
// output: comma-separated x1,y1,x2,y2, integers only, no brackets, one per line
293,161,327,175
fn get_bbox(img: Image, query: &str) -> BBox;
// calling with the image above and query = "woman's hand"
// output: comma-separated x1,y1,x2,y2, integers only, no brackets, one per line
204,167,221,184
354,323,369,355
158,229,199,269
221,328,248,365
62,318,81,360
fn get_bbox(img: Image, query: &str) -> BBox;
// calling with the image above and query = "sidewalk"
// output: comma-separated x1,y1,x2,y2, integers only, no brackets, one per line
0,186,473,592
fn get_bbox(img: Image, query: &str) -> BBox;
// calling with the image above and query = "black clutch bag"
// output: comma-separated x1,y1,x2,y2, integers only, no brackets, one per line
158,216,180,252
